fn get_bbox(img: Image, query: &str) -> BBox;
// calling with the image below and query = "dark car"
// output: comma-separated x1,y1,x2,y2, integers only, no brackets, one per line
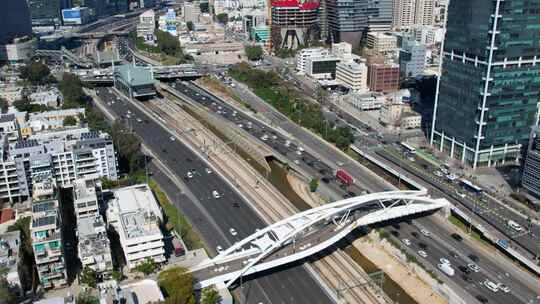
468,254,480,263
418,242,428,249
451,233,463,241
476,295,489,304
449,251,459,258
392,224,401,230
390,230,400,237
458,265,471,274
321,177,331,184
347,191,356,197
462,275,473,283
411,231,419,238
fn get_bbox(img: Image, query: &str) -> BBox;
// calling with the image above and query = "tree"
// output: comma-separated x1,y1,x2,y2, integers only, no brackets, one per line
59,73,87,108
186,21,194,31
158,267,195,304
199,2,209,12
76,292,99,304
309,178,319,192
19,62,52,84
135,258,157,275
0,279,17,304
79,266,98,288
216,13,228,25
12,98,50,113
0,98,8,114
201,286,221,304
111,270,123,281
63,116,78,126
155,30,182,57
244,45,264,61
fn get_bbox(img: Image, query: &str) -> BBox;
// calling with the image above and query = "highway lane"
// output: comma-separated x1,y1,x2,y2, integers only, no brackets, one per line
94,87,334,304
170,80,540,303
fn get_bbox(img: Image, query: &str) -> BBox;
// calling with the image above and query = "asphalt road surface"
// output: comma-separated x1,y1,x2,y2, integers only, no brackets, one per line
168,81,540,304
94,87,334,304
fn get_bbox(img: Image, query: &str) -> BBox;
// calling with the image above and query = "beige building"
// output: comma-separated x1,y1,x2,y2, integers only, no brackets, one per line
379,100,421,129
401,111,422,129
366,32,397,54
183,2,201,23
392,0,435,29
336,61,368,92
414,0,435,26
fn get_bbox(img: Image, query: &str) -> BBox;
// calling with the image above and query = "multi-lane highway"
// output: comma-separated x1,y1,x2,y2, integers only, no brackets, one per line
166,80,540,304
94,87,334,304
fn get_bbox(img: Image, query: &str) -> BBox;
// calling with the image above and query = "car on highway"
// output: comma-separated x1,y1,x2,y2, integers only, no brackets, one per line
438,263,455,276
462,275,473,283
402,238,411,246
468,254,480,263
418,242,428,249
458,265,471,274
467,263,481,272
483,280,499,292
418,250,428,258
212,190,221,199
498,283,510,293
420,229,431,237
451,233,463,241
476,295,489,303
170,136,175,141
229,228,237,236
411,231,419,238
205,168,213,174
440,257,451,265
449,251,459,258
187,171,194,179
216,245,223,252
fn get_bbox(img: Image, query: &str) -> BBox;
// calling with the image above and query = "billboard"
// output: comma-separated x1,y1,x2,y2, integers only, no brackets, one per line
62,8,90,25
271,0,319,10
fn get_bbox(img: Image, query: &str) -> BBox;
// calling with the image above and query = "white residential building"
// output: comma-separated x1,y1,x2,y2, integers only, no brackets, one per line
29,89,63,108
78,215,113,277
137,10,156,42
336,61,368,92
107,184,165,269
347,92,385,111
410,25,444,45
183,2,201,23
392,0,416,29
414,0,435,26
0,230,22,292
365,32,397,54
73,177,100,219
399,38,427,78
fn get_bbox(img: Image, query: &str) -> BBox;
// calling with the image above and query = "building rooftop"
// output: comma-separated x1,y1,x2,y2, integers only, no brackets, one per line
109,184,163,239
0,230,20,274
77,215,110,259
115,65,155,87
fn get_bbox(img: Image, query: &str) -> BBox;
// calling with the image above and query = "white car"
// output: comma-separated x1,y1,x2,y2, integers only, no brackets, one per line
294,160,300,165
229,228,237,236
187,172,194,179
238,123,244,128
205,168,213,174
170,136,176,141
467,263,481,272
433,170,443,177
261,134,268,141
216,246,223,253
296,150,302,156
440,258,451,265
402,239,411,246
498,283,510,293
212,190,221,199
418,250,428,258
483,280,499,292
420,229,431,237
285,140,291,147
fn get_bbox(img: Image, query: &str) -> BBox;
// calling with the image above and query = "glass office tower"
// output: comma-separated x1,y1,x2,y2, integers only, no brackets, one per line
431,0,540,168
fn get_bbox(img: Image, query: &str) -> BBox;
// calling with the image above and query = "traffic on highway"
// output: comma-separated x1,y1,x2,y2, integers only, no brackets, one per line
165,80,540,304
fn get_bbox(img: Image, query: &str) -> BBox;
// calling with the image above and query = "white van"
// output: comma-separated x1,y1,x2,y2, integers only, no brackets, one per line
438,263,455,276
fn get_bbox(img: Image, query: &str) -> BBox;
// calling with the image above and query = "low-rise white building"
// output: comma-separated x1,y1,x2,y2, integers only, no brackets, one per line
296,48,330,74
107,184,165,269
347,92,385,111
0,230,22,292
401,111,421,129
0,85,24,103
29,89,63,108
78,215,112,277
137,10,156,42
336,61,368,92
73,176,99,219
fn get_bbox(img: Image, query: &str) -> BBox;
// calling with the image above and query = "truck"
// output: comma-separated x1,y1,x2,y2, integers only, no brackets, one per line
336,169,355,186
172,237,185,257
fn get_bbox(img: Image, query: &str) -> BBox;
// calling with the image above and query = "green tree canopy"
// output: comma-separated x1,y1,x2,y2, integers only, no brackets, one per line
155,30,182,57
201,286,221,304
76,292,100,304
244,45,264,61
216,13,228,24
63,116,78,126
199,2,209,12
79,266,98,288
59,73,87,108
135,258,157,275
19,62,53,84
186,21,194,31
309,178,319,192
12,98,51,113
158,267,195,304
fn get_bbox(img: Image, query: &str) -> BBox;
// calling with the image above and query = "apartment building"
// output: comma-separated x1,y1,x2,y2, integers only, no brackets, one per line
78,215,113,277
0,230,22,292
399,38,426,78
0,126,118,202
336,61,368,92
73,177,100,218
365,32,398,55
30,175,67,289
367,61,400,92
107,184,165,269
137,10,156,41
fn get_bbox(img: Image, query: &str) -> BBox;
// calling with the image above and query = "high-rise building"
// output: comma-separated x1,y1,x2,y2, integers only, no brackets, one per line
270,0,319,49
28,0,70,26
522,126,540,198
326,0,392,46
414,0,434,26
392,0,416,29
430,0,540,168
0,0,32,45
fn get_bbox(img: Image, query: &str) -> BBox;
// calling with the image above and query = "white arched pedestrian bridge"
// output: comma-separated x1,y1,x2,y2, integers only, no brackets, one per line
190,190,449,289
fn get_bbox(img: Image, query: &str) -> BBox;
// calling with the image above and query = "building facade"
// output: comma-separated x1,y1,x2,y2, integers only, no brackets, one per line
367,61,399,92
430,0,540,168
271,0,319,49
522,126,540,198
296,48,330,74
137,10,156,42
365,32,397,54
28,0,69,26
399,38,426,78
107,184,165,269
336,61,368,91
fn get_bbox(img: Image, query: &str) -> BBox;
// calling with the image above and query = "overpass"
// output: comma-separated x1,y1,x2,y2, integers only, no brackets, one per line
189,190,448,289
80,65,208,84
35,47,94,68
